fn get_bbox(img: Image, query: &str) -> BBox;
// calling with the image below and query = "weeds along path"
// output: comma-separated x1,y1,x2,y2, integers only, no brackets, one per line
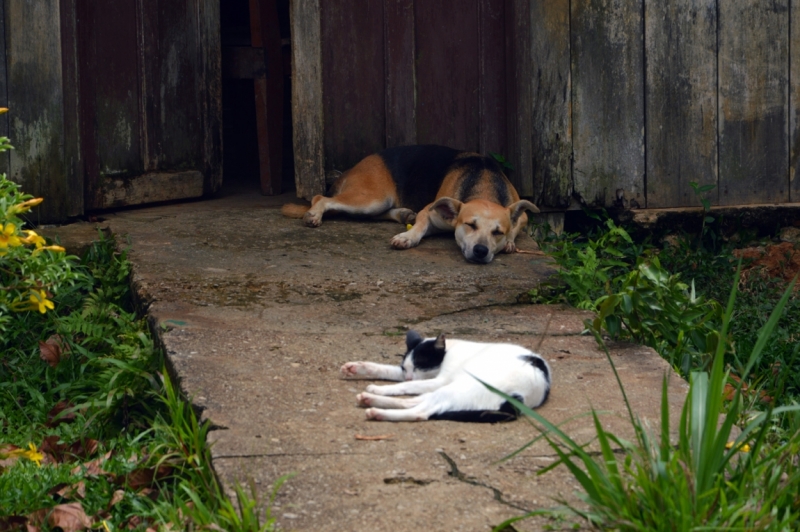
72,191,688,532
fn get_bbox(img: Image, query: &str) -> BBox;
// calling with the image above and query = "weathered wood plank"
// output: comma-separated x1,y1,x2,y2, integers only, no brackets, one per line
645,0,717,208
478,0,507,158
198,0,223,195
60,0,83,216
718,1,788,205
102,170,204,208
505,0,533,197
6,0,67,222
415,0,480,151
291,0,325,200
530,0,571,207
320,0,384,172
571,0,644,208
0,0,10,177
384,0,416,147
790,2,800,201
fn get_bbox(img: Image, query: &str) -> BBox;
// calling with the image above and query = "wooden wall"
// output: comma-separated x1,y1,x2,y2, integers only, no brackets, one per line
0,0,221,223
293,0,800,210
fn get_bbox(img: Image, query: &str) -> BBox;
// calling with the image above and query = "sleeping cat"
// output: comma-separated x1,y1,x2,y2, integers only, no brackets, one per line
340,330,551,422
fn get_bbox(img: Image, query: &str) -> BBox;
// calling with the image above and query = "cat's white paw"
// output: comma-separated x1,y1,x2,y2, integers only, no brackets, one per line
340,362,367,377
356,393,371,407
365,384,384,395
365,408,383,421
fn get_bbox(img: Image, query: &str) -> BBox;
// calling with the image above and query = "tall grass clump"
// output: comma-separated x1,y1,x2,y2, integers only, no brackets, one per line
493,271,800,530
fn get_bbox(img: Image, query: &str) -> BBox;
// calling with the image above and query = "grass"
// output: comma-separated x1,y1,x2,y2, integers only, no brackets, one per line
0,233,287,530
510,212,800,529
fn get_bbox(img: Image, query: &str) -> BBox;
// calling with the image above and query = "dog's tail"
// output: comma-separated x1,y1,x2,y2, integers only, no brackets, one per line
281,203,310,218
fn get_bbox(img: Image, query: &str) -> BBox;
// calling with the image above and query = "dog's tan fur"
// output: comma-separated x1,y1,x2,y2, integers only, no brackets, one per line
282,147,539,263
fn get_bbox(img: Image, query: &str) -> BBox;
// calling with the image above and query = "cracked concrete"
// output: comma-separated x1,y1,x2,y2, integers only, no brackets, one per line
47,190,688,531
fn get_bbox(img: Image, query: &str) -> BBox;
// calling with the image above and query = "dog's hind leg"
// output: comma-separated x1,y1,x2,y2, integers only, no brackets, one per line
356,392,424,409
376,208,416,225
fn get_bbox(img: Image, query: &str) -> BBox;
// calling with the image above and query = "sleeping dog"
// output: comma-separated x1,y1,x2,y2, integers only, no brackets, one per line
281,145,539,264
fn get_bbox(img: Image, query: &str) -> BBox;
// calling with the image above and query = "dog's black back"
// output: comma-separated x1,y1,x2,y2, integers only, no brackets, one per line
379,145,511,212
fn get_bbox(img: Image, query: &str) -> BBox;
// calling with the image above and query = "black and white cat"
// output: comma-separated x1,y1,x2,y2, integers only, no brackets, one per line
340,330,551,422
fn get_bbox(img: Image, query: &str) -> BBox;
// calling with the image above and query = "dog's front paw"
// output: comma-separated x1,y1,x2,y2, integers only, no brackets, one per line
303,211,322,227
503,241,517,254
365,408,383,421
391,231,420,250
341,362,368,377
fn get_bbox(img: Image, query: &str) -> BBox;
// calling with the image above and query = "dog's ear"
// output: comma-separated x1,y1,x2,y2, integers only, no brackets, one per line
434,333,446,352
431,198,463,224
508,200,539,225
406,330,423,351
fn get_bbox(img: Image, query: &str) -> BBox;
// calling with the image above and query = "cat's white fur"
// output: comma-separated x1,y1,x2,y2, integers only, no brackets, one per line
341,331,551,422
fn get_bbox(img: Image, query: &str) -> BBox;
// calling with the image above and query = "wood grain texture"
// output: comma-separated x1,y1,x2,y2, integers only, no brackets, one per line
60,0,83,216
718,1,789,205
198,0,223,195
0,1,10,178
791,2,800,201
645,0,717,208
101,170,204,207
478,0,508,158
530,0,571,207
415,0,480,151
291,0,325,200
6,0,67,222
320,0,384,172
384,0,416,148
571,0,644,208
505,0,533,196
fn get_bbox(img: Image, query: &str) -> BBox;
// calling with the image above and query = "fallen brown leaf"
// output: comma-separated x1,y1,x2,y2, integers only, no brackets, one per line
0,444,22,469
27,503,92,532
0,516,27,531
51,481,86,501
46,401,76,428
121,464,173,490
38,336,68,368
71,451,112,477
354,434,394,441
108,489,125,509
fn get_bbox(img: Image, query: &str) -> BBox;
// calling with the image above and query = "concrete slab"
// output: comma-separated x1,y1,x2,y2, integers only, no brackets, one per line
63,190,687,531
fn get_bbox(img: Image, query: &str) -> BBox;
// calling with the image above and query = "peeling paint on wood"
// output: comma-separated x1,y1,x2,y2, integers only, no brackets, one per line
571,0,644,208
645,0,717,208
102,171,204,208
531,0,572,207
718,1,789,205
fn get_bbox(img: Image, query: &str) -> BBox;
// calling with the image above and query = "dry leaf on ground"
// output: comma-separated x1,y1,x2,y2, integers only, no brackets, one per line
27,503,92,532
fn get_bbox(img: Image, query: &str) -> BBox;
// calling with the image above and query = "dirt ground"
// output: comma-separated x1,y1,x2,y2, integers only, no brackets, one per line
46,190,687,531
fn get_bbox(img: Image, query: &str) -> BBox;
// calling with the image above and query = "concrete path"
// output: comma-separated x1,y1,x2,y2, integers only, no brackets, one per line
51,190,687,531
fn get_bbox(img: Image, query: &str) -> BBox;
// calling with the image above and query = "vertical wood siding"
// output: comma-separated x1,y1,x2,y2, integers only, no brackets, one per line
299,0,800,209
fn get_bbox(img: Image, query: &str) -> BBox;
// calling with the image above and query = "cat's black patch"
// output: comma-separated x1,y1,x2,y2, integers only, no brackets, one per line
429,394,521,423
410,337,446,371
520,354,550,383
405,330,423,352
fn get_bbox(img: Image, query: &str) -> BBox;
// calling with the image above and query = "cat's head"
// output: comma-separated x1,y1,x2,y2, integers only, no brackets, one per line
401,330,446,381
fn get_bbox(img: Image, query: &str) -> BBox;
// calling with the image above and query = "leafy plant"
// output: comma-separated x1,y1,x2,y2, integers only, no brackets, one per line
689,181,718,251
491,271,800,531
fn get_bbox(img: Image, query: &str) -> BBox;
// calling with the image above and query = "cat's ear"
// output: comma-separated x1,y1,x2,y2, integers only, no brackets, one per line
406,330,423,351
434,333,446,352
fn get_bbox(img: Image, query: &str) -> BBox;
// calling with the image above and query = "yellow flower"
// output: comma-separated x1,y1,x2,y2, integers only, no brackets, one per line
28,289,55,314
4,442,44,466
725,441,751,453
20,230,45,248
0,223,21,248
0,108,8,115
8,197,43,215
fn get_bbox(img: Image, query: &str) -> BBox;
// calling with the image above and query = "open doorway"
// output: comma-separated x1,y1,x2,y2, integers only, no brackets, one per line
220,0,294,195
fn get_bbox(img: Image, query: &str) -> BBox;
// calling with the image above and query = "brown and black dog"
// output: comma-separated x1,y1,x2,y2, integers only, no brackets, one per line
282,145,539,264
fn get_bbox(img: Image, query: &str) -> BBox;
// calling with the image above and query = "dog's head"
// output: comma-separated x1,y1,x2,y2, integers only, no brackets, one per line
430,198,539,263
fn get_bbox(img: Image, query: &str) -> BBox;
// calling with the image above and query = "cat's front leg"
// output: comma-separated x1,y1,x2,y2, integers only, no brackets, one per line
366,378,444,396
340,361,403,381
